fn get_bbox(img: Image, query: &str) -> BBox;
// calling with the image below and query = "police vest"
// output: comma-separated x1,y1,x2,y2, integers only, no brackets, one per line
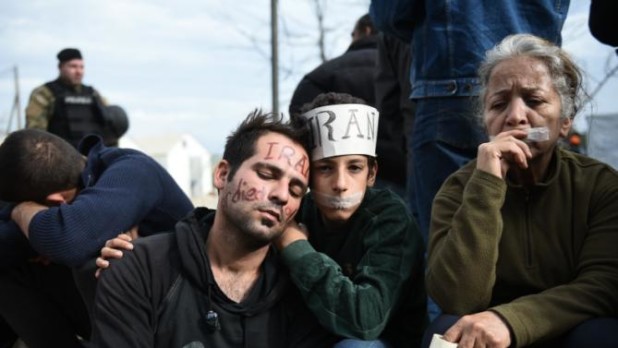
45,80,107,148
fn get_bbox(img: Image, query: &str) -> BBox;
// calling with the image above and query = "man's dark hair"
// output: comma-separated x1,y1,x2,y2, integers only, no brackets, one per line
354,14,378,37
0,129,84,204
223,109,309,181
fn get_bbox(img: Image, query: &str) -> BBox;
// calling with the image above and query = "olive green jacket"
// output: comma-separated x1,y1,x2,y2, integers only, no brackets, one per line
281,189,428,347
427,148,618,347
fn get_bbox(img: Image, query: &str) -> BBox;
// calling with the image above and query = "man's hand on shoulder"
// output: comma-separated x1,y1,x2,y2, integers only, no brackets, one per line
11,201,48,238
443,311,512,348
95,227,138,278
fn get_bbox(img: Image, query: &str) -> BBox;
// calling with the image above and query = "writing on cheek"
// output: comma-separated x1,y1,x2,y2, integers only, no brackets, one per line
264,142,310,178
225,178,265,203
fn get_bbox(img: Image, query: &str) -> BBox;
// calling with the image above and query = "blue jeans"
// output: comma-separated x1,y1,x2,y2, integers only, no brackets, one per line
422,315,618,348
407,97,487,321
334,338,392,348
408,97,487,243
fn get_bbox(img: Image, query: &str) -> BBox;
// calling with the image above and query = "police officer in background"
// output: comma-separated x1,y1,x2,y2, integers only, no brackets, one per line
25,48,127,147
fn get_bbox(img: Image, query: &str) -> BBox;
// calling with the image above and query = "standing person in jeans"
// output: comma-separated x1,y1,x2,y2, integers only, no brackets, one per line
369,0,571,244
370,0,571,320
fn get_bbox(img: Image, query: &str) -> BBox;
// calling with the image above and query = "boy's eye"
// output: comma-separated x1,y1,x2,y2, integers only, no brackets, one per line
316,165,332,173
349,165,363,173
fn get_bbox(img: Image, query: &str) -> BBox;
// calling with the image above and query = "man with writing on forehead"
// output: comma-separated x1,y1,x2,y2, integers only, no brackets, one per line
90,110,336,347
281,92,428,348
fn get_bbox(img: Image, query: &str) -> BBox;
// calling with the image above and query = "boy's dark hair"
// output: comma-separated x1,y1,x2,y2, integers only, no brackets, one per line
223,109,309,181
294,92,377,170
0,129,84,204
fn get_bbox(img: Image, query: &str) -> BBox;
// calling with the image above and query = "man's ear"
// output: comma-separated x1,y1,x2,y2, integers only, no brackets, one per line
213,160,231,190
367,161,378,188
46,192,68,205
45,188,78,205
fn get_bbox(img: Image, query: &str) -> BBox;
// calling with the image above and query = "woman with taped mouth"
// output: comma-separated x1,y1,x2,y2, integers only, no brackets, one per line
423,34,618,348
276,92,428,348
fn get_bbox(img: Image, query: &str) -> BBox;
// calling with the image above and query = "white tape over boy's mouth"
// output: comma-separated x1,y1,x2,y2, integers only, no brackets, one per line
312,191,364,210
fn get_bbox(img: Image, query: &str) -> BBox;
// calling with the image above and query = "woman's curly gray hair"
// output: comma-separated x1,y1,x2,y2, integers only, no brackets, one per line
478,34,585,120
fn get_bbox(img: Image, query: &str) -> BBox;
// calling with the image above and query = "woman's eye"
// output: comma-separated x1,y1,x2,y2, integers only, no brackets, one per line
490,102,505,110
526,98,543,107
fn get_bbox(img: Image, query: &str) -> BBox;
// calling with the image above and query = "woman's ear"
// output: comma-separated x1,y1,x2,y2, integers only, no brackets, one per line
559,117,573,138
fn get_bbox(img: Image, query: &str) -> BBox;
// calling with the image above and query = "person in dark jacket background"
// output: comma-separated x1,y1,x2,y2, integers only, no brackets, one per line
373,33,414,202
288,14,378,117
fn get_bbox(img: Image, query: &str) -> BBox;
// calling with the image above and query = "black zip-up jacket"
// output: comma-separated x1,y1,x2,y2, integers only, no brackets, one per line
91,208,335,348
288,35,378,117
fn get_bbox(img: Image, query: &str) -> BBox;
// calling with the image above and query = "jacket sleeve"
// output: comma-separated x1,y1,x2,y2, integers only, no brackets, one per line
489,169,618,347
25,86,53,130
90,249,155,348
369,0,419,43
0,206,38,267
280,204,424,340
27,156,165,267
426,169,507,313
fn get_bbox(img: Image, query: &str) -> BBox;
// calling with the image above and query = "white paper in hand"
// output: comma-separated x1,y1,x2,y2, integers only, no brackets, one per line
429,334,458,348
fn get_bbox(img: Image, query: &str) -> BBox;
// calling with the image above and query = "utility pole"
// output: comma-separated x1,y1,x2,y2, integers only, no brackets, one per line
6,65,22,133
271,0,279,117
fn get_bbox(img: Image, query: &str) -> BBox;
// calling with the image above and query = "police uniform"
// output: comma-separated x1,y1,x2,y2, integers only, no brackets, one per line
25,48,114,148
25,79,108,148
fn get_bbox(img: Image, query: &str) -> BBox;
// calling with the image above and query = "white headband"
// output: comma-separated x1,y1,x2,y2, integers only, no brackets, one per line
300,104,379,161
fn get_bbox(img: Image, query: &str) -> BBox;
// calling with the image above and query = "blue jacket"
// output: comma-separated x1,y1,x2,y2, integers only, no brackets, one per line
370,0,570,98
0,135,193,267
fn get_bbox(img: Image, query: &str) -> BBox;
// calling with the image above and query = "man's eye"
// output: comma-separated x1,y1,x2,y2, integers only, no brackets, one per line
289,186,305,198
257,170,273,179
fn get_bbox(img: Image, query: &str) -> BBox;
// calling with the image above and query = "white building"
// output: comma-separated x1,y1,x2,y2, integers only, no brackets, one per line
120,134,214,201
587,113,618,170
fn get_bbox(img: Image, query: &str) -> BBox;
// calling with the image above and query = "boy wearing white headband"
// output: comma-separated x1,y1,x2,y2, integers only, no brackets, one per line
277,92,427,348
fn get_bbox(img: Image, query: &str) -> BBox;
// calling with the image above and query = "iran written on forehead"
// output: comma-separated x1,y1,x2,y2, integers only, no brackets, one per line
259,133,310,178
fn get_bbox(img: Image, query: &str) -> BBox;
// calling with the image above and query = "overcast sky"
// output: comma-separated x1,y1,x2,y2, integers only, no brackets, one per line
1,0,616,154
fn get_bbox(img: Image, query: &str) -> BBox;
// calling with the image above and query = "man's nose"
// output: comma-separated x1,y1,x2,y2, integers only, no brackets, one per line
268,180,289,205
